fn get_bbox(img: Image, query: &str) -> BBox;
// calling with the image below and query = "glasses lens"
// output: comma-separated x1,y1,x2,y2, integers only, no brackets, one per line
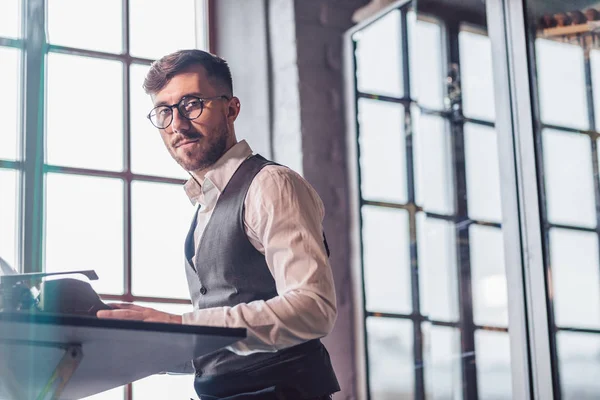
149,106,172,128
179,97,203,120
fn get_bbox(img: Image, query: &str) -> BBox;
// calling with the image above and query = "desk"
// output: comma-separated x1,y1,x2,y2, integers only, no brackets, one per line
0,312,245,399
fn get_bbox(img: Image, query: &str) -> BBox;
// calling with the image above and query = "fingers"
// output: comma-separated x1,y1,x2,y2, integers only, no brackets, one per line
97,309,144,320
108,303,144,310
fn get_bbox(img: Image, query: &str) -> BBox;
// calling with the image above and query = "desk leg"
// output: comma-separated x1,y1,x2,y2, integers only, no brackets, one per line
37,345,83,400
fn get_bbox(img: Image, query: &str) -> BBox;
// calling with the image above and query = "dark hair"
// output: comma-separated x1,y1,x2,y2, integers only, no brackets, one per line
143,49,233,96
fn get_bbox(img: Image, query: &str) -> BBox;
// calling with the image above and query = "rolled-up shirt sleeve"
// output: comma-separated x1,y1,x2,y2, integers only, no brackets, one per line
181,166,337,355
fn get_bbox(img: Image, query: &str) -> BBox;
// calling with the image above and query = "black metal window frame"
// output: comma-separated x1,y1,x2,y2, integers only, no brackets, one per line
0,1,209,398
350,4,509,399
525,15,600,400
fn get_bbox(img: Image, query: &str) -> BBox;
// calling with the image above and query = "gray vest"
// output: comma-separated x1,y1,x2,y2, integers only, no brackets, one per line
184,155,339,398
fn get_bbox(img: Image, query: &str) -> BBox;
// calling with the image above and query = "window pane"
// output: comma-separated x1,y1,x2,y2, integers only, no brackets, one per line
46,53,123,171
367,317,414,399
354,9,403,97
475,330,512,400
535,39,588,130
557,331,600,399
464,123,502,223
424,325,462,400
414,113,454,214
459,30,496,122
0,169,19,271
47,0,122,53
129,0,197,60
0,47,21,161
543,129,596,228
550,228,600,329
131,181,195,298
81,386,125,400
132,374,197,400
362,206,411,314
417,215,458,322
411,18,444,110
45,173,124,295
130,64,188,179
469,225,508,327
358,99,407,204
0,0,21,38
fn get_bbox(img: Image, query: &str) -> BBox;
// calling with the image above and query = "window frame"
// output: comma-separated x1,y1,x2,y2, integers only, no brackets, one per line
496,0,600,398
346,2,517,399
1,1,211,398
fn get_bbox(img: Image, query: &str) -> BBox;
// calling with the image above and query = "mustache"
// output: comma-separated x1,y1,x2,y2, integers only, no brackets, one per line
172,132,203,148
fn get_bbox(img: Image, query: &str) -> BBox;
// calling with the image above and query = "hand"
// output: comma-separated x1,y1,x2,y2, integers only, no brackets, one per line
97,303,183,324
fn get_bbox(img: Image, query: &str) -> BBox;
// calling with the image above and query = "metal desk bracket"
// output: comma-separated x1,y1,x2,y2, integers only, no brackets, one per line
37,345,83,400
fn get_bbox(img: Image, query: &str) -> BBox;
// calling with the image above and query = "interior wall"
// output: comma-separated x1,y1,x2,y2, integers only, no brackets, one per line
214,1,368,398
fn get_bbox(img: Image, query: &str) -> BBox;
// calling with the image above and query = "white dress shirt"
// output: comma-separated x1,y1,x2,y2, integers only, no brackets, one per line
181,140,337,356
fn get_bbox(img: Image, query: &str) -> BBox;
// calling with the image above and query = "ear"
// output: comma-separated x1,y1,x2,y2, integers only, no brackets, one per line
226,96,241,122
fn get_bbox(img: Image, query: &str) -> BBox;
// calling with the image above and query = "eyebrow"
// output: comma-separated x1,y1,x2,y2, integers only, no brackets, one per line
154,92,205,107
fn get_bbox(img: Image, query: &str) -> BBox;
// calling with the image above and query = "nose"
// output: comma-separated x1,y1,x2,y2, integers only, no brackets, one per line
170,107,190,133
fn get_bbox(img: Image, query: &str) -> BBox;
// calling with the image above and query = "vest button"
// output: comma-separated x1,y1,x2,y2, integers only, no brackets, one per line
200,286,207,295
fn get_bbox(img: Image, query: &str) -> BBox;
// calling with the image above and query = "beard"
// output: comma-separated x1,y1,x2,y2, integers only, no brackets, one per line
170,126,229,172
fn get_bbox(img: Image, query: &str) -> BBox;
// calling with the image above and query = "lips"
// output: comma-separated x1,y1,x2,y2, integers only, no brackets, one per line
174,138,200,148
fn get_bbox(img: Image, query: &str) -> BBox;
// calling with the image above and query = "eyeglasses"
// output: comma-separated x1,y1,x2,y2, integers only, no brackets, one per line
147,95,230,129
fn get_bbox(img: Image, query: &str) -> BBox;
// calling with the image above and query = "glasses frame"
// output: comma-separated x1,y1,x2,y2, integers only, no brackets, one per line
146,95,230,129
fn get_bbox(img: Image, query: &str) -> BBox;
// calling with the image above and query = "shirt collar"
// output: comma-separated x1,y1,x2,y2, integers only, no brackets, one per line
183,140,253,205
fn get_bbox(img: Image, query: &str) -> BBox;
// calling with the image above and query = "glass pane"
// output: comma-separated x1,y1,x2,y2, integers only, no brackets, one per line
47,0,122,53
414,113,454,214
131,181,195,298
133,374,197,400
469,225,508,327
459,30,496,122
549,228,600,329
0,0,21,38
543,129,596,228
354,9,403,97
417,215,458,322
475,330,512,400
0,47,21,161
129,0,197,60
536,39,588,130
130,64,188,179
46,53,123,171
45,173,124,295
362,206,411,314
81,386,125,400
411,18,444,110
424,326,462,399
464,123,502,223
367,317,414,399
358,98,407,204
557,331,600,399
591,50,600,130
0,169,19,271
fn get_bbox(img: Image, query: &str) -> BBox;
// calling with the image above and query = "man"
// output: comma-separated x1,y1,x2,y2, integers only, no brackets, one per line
97,50,340,400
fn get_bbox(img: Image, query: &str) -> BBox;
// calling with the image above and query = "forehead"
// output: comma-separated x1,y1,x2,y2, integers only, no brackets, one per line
152,65,216,105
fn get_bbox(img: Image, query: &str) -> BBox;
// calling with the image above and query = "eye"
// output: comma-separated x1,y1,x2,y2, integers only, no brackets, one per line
158,107,171,116
183,99,202,111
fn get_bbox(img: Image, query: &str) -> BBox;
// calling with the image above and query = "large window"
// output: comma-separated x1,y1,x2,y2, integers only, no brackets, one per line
350,2,511,398
1,1,208,399
526,1,600,397
0,1,23,274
